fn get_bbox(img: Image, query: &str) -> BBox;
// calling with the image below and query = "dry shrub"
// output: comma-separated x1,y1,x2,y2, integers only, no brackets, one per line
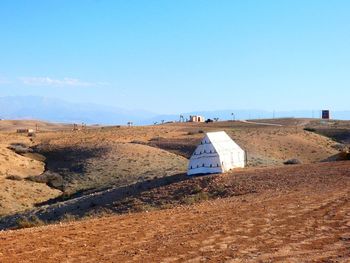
26,173,63,189
181,192,210,205
61,213,78,223
16,215,45,229
284,159,301,165
130,140,147,145
191,184,202,194
8,143,31,154
129,199,157,213
6,175,23,181
159,203,173,210
332,144,348,151
188,130,205,135
87,207,114,219
304,127,316,132
338,151,350,160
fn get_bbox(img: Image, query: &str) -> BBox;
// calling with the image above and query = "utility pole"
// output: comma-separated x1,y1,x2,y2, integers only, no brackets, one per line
231,112,235,121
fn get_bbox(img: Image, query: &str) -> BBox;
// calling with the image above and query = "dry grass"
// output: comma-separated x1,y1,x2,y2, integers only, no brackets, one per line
0,118,346,217
5,175,23,181
16,215,45,229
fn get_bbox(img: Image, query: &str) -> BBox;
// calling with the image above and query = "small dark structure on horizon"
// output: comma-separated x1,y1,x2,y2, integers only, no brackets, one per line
322,110,330,120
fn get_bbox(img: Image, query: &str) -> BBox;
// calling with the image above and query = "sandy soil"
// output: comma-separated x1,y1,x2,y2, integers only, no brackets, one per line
229,127,338,166
0,134,44,177
0,133,61,215
0,120,76,132
0,179,61,216
0,161,349,262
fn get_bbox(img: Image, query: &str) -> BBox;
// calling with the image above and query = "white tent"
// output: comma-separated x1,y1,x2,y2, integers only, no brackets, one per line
187,131,246,175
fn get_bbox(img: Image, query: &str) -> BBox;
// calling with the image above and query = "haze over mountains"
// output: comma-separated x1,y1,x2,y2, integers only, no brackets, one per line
1,96,349,125
0,96,156,125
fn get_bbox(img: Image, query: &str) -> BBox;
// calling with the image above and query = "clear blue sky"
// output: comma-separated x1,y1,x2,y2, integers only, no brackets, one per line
0,0,349,114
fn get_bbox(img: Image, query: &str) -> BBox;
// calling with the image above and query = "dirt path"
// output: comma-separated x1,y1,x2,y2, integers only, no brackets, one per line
240,120,283,127
0,174,349,262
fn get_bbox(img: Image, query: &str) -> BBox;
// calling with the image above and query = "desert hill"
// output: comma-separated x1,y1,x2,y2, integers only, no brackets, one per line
0,161,349,262
0,118,349,261
0,119,75,132
0,118,345,217
0,132,61,215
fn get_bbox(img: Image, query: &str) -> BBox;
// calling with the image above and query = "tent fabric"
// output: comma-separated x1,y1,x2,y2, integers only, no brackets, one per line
187,131,245,175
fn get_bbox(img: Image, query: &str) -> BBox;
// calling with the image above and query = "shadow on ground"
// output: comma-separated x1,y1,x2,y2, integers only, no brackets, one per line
26,144,110,191
0,172,191,230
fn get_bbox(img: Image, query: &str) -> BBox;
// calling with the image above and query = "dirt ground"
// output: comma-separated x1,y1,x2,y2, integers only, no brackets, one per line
35,120,340,167
0,161,349,262
0,119,342,216
0,133,61,215
35,141,187,194
0,118,349,262
0,120,76,132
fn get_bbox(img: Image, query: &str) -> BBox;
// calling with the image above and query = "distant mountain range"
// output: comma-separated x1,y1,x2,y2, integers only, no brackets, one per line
0,96,349,125
0,96,156,125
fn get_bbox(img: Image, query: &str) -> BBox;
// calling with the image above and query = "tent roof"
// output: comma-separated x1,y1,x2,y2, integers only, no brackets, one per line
205,131,244,155
188,131,245,175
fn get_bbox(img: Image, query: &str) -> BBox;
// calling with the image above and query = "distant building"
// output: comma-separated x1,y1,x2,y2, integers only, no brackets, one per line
189,115,205,122
16,128,35,137
322,110,330,119
16,129,30,133
27,129,35,137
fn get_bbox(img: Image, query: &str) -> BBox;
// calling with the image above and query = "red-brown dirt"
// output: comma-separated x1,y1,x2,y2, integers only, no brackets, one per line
0,161,349,262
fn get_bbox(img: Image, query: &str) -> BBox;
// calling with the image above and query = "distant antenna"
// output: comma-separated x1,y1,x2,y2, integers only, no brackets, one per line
231,112,235,121
179,115,185,123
